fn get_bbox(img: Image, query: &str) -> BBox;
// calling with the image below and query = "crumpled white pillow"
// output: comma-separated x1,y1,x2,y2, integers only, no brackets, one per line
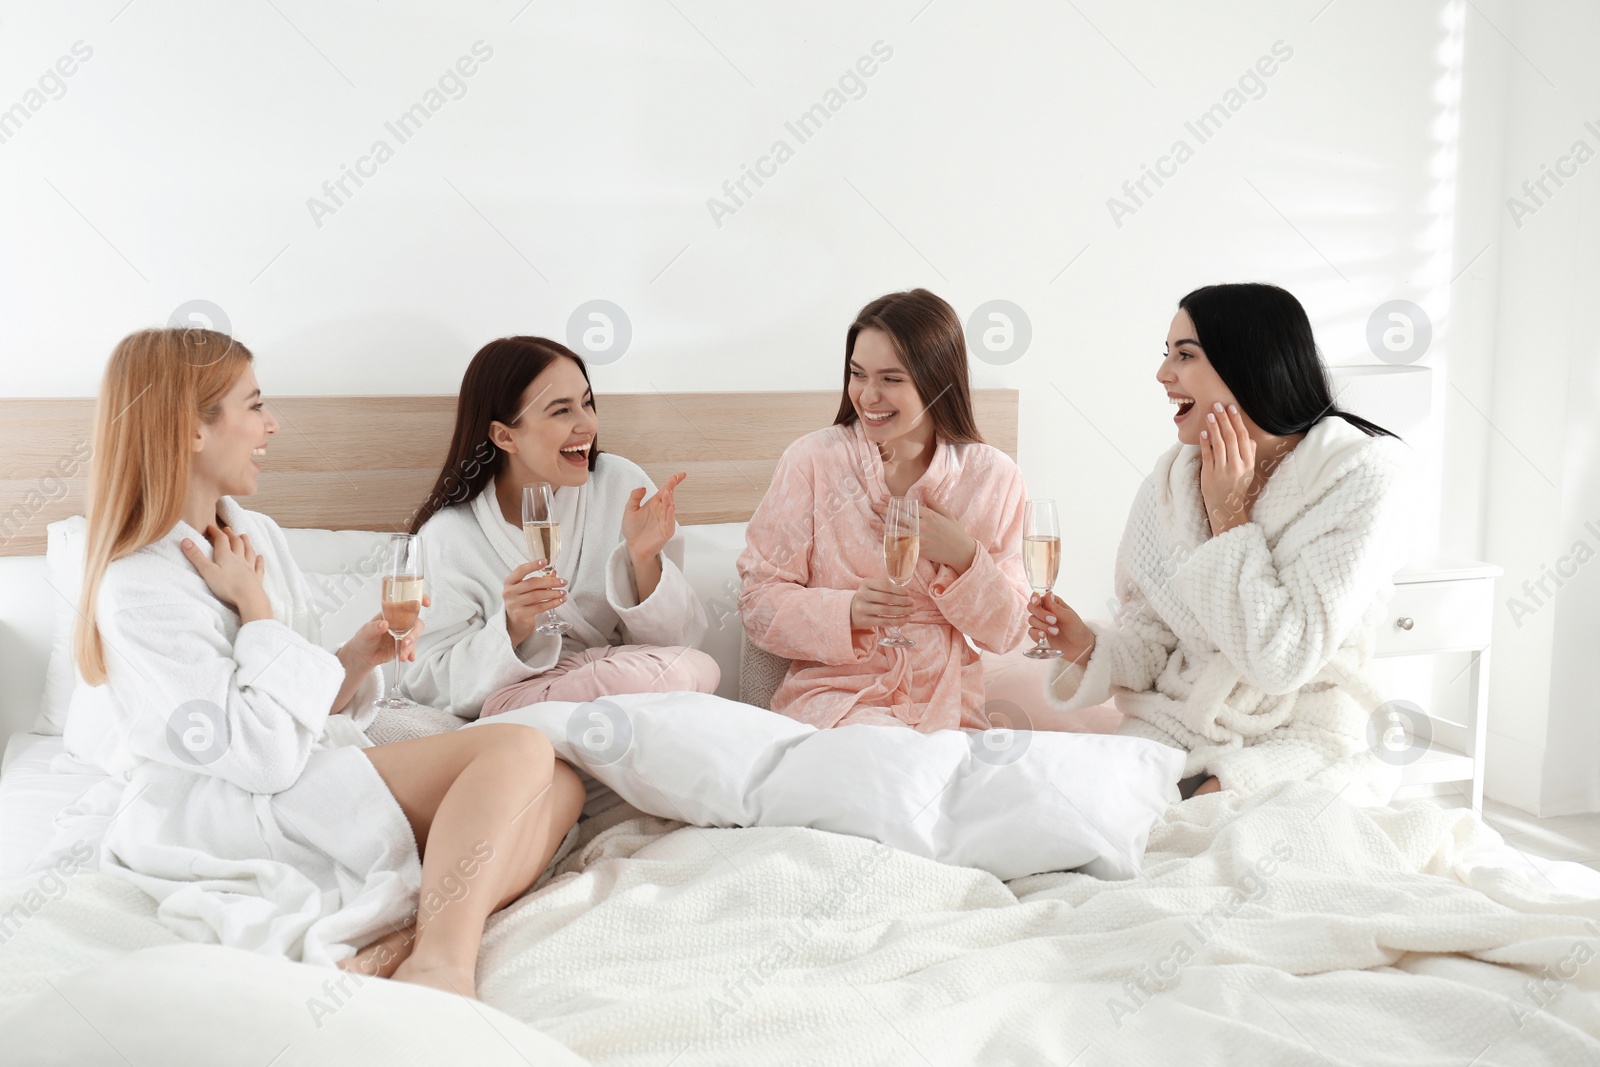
476,691,1184,881
0,943,587,1066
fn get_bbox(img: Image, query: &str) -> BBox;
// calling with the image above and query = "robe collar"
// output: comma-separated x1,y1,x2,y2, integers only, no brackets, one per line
844,419,959,513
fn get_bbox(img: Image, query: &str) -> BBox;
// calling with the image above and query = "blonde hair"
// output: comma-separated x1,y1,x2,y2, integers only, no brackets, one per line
75,328,253,684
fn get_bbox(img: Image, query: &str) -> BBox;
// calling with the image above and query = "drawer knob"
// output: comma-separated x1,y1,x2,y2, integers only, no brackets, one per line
1396,616,1415,631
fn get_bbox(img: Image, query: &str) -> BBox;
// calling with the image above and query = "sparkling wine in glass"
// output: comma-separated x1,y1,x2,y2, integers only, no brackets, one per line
375,533,426,709
1023,499,1063,660
522,482,570,637
878,495,919,649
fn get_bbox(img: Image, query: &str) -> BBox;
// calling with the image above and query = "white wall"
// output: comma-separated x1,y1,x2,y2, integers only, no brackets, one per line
13,2,1590,805
0,0,1460,598
1448,0,1600,814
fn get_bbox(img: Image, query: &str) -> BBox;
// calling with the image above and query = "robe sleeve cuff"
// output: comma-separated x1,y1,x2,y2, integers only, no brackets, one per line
472,605,559,717
927,544,1025,651
827,588,875,665
235,619,342,733
1041,621,1116,713
1169,521,1266,625
603,540,708,647
344,668,385,731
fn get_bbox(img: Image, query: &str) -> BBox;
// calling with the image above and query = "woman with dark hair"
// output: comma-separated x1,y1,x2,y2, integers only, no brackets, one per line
403,336,717,723
1028,283,1409,802
738,289,1030,731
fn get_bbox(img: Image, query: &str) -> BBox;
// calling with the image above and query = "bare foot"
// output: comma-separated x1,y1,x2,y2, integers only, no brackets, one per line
339,922,416,979
392,957,477,999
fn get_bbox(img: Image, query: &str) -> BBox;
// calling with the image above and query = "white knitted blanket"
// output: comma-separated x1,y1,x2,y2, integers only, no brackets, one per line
5,784,1596,1064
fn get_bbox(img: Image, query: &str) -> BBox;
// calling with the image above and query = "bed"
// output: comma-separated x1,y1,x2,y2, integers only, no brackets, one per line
1,390,1597,1066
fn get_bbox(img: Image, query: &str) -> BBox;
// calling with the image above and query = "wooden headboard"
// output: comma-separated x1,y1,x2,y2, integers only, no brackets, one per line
0,390,1018,556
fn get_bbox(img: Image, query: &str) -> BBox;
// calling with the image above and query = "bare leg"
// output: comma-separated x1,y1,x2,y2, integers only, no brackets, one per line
358,724,586,998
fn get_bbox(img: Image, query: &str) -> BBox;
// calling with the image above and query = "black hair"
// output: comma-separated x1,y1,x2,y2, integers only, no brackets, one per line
1178,283,1397,439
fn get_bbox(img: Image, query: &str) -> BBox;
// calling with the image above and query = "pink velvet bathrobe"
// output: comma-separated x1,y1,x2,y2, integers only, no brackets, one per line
738,422,1030,731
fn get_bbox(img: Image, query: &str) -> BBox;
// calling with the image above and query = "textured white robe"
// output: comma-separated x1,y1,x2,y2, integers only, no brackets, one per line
403,453,709,719
57,497,419,968
1045,415,1411,802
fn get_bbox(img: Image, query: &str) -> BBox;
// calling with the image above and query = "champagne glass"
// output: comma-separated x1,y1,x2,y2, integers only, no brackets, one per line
522,482,571,637
1023,499,1063,660
878,495,919,649
375,533,426,709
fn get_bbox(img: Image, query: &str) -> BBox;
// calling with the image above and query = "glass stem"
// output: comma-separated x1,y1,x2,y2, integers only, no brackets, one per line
1036,588,1050,651
389,636,401,700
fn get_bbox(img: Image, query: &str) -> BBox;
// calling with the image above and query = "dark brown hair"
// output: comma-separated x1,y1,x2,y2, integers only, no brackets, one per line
408,336,598,534
833,288,984,444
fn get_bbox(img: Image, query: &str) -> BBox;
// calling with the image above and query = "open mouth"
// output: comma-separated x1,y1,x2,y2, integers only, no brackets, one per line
558,440,592,467
861,409,896,427
1168,395,1195,423
250,446,267,468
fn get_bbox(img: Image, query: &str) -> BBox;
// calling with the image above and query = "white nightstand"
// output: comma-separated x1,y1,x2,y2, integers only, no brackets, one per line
1374,557,1504,812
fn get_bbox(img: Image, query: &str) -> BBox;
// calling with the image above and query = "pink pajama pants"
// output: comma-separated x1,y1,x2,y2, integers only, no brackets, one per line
479,644,721,717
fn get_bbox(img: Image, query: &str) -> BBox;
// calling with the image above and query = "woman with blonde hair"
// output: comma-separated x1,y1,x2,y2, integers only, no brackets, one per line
69,327,583,997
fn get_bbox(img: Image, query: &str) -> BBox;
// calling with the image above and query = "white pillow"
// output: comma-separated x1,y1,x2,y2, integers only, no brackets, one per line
280,527,391,650
0,943,587,1066
477,691,1185,880
675,521,748,701
36,516,86,735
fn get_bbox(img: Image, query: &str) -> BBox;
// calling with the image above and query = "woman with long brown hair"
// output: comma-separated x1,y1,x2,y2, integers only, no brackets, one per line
737,289,1031,731
402,336,716,726
71,328,584,997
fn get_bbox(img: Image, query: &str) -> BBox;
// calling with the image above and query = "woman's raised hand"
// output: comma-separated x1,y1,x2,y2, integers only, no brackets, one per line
1198,402,1256,536
503,561,567,647
181,524,272,623
622,472,685,563
850,578,913,632
1026,592,1096,666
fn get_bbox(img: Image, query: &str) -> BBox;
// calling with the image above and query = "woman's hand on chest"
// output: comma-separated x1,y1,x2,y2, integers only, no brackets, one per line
181,524,273,623
918,499,979,573
867,496,979,574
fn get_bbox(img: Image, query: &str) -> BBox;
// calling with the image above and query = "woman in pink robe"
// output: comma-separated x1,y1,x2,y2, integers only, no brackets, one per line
737,288,1031,732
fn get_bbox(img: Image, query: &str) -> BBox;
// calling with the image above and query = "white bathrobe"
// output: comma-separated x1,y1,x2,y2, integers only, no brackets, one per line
1045,415,1411,802
404,452,709,719
58,497,419,968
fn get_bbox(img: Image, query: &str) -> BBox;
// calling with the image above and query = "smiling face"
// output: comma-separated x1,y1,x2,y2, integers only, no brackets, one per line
1158,309,1245,446
490,356,598,489
192,365,277,498
848,327,934,456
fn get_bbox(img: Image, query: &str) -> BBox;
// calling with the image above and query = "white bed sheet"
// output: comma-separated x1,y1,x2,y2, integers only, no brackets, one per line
0,732,107,885
3,779,1599,1065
